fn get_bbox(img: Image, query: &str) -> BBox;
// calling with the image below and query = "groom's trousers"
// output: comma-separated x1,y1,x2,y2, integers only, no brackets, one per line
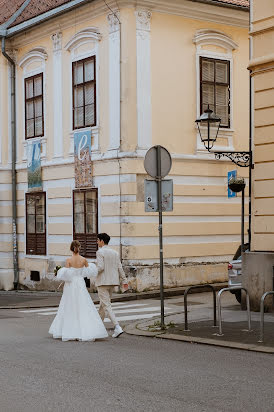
97,286,118,327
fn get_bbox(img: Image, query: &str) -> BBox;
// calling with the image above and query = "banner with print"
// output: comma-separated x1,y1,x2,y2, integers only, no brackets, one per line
27,140,42,190
74,130,92,188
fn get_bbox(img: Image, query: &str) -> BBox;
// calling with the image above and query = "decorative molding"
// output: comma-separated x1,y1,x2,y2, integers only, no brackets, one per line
108,12,121,151
135,10,152,32
194,29,236,154
52,32,63,159
18,47,48,68
51,31,62,52
193,29,238,52
135,10,152,150
64,27,102,52
107,11,120,34
10,0,248,49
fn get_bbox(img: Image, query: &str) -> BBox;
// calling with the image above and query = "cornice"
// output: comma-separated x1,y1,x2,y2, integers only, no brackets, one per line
9,0,248,48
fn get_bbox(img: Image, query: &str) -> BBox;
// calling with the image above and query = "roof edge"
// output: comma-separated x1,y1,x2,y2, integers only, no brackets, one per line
189,0,249,11
6,0,93,38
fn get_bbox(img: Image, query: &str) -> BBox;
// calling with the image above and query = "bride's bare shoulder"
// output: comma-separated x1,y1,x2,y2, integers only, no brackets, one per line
65,258,71,268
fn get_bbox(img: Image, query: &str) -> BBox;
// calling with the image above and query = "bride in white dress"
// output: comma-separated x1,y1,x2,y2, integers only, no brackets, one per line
49,240,109,342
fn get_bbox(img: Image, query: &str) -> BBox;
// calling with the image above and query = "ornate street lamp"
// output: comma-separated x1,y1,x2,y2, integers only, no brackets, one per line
195,106,221,151
196,106,252,168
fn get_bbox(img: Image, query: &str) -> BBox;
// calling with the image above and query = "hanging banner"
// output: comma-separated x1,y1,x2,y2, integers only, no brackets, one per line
74,130,92,188
27,140,42,190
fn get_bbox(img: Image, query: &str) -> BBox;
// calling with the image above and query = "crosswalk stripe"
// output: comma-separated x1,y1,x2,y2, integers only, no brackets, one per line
19,302,151,313
37,306,174,316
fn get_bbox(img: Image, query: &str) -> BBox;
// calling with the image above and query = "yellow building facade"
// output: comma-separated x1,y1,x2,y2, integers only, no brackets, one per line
0,0,250,291
244,0,274,310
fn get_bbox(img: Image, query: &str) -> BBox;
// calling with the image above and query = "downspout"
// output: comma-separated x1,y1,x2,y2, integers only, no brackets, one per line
1,37,19,289
248,2,252,248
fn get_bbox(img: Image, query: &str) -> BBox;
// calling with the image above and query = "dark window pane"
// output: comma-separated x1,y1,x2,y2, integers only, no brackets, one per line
74,86,84,107
27,119,34,138
202,84,214,106
84,60,94,82
35,98,43,117
85,84,94,105
34,76,42,96
74,107,84,128
35,117,43,136
86,191,97,234
216,62,228,83
26,102,34,120
74,192,85,233
27,214,35,234
202,60,214,82
36,215,45,233
26,79,33,99
73,63,83,85
85,104,95,126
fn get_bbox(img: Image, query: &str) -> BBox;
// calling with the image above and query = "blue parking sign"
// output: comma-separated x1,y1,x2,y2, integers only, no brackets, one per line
228,170,237,198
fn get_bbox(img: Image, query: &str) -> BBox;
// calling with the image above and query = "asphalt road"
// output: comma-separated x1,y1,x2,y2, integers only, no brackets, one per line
0,299,274,412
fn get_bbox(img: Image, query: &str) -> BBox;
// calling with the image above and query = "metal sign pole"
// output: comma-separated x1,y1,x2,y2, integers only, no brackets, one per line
156,146,165,329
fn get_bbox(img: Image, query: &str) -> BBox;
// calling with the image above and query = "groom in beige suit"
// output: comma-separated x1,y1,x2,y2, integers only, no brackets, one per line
96,233,128,338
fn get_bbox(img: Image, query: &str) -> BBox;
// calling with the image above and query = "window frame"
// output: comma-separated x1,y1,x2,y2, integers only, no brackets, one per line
73,188,98,259
24,73,44,140
200,56,230,129
25,191,46,256
72,55,97,130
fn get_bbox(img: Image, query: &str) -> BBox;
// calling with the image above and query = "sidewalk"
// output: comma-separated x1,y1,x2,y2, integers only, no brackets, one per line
124,292,274,353
0,282,227,309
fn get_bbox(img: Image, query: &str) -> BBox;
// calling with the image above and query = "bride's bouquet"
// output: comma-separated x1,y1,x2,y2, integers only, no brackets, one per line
54,265,62,276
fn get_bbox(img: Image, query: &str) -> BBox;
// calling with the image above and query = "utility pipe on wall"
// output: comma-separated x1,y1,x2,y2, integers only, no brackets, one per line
1,37,19,289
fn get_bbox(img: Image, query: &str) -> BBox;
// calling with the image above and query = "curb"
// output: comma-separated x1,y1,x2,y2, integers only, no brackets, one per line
0,282,227,309
124,320,274,354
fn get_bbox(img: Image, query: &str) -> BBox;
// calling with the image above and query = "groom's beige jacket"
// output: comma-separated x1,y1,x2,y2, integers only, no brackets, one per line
95,245,127,287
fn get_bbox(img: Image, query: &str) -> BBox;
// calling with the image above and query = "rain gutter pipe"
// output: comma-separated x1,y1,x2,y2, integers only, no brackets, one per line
0,0,93,289
1,37,19,289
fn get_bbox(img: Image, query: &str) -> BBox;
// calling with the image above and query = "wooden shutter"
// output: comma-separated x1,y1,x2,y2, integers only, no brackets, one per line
26,192,46,255
72,56,96,130
73,189,98,258
200,57,230,128
25,73,44,139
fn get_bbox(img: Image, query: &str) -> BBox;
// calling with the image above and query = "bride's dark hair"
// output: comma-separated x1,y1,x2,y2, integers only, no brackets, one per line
70,240,81,254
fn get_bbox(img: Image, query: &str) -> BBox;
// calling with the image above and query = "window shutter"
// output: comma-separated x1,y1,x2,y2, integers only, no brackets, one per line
73,189,98,259
215,61,229,127
200,57,230,128
26,192,46,255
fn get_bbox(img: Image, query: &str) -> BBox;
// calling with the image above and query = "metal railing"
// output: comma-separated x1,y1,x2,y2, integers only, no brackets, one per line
184,285,216,331
217,287,251,336
258,291,274,343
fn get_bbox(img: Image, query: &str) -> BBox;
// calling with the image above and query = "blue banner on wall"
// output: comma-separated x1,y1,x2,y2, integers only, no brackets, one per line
228,170,237,198
27,140,42,190
74,129,92,188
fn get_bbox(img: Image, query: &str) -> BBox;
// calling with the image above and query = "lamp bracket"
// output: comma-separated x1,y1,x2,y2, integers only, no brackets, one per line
213,151,251,167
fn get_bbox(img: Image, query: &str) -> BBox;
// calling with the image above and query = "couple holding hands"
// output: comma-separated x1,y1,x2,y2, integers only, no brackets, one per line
49,233,128,342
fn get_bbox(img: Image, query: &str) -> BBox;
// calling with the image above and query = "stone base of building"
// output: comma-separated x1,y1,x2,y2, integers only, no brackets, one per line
1,261,228,292
242,251,274,312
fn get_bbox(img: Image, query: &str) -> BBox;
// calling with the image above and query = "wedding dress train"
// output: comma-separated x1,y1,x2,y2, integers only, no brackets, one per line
49,264,108,342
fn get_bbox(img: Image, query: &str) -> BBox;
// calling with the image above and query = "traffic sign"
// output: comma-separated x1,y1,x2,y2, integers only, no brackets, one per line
228,170,237,198
144,145,172,178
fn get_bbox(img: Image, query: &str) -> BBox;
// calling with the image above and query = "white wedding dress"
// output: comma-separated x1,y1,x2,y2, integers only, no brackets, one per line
49,264,108,342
